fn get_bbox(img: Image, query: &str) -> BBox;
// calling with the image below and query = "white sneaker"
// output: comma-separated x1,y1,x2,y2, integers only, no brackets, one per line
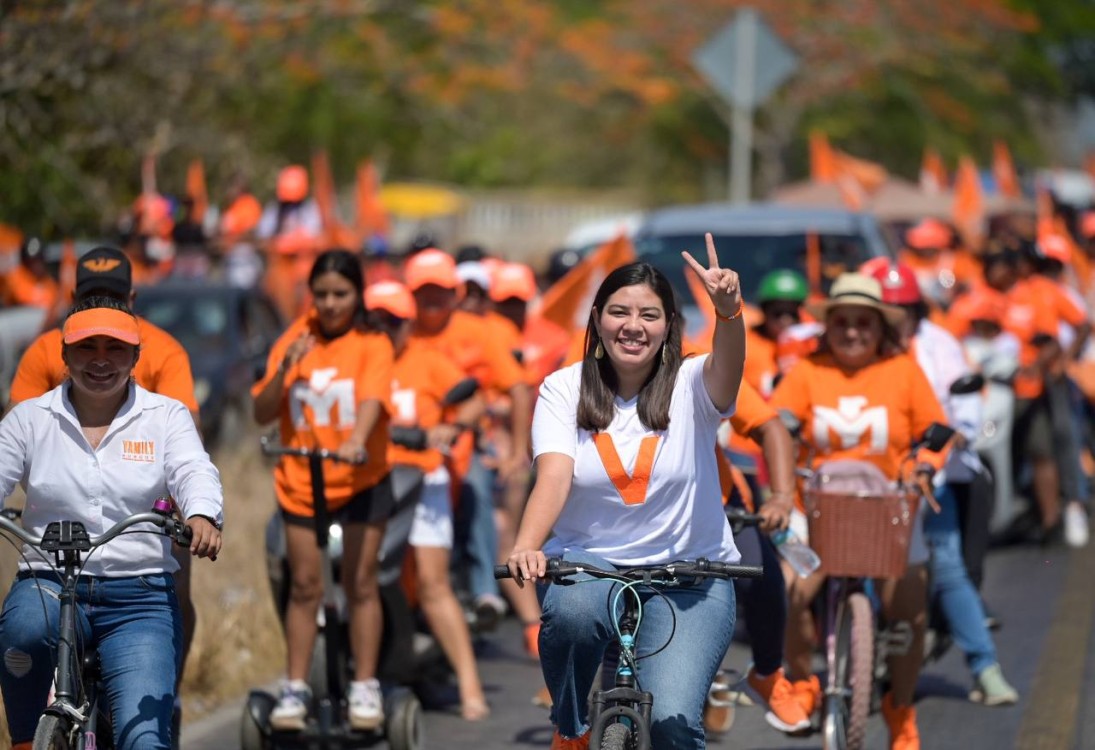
349,678,385,730
1064,502,1089,548
270,679,311,731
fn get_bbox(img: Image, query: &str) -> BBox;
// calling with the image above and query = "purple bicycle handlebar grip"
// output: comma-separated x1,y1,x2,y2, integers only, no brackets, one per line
153,498,174,514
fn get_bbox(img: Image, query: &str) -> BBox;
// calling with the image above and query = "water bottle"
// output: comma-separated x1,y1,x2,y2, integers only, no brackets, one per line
771,529,821,578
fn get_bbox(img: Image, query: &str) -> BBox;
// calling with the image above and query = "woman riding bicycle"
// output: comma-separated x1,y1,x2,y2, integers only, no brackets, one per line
507,235,747,750
770,273,947,750
0,296,223,750
252,249,394,731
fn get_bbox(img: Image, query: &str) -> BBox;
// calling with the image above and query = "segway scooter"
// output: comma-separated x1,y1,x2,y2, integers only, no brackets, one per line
242,436,423,750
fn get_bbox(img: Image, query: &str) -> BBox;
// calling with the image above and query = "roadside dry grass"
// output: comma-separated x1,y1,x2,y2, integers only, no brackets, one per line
0,428,287,747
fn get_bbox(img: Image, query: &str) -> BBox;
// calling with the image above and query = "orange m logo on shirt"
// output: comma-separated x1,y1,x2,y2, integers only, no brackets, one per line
813,397,889,453
290,368,356,428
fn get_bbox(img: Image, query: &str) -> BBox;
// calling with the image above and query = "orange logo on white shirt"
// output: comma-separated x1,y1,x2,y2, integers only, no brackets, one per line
122,439,156,462
813,397,889,453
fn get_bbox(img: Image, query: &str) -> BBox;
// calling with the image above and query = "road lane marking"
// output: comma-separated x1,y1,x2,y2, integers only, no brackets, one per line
1015,540,1095,750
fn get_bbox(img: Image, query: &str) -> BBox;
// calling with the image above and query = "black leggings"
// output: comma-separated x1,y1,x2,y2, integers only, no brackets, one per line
731,506,788,675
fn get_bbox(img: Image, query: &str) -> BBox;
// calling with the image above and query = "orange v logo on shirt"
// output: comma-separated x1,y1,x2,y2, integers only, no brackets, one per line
593,433,661,506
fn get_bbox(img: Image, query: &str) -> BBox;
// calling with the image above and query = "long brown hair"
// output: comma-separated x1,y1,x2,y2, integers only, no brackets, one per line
577,262,682,432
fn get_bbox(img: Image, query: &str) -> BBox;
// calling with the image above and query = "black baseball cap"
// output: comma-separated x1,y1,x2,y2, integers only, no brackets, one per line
75,246,132,299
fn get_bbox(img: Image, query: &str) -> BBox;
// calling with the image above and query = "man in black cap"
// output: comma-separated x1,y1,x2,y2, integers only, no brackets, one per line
5,244,201,748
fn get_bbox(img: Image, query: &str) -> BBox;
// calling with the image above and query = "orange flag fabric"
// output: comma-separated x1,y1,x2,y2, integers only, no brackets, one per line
355,160,391,242
992,141,1021,199
311,151,341,244
809,131,837,184
185,159,208,223
537,234,636,331
920,148,948,194
952,156,984,249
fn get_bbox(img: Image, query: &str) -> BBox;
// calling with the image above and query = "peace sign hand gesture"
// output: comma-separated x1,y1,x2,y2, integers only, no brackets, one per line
682,232,742,318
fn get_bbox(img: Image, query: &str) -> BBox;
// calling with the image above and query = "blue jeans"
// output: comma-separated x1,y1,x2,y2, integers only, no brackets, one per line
456,451,500,599
0,572,182,749
923,485,997,676
538,550,736,748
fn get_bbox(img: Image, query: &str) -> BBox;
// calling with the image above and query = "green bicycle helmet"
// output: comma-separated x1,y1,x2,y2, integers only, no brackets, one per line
756,269,809,304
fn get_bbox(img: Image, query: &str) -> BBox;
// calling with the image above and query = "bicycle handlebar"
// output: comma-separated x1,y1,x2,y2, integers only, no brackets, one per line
260,436,368,464
494,557,763,583
0,505,193,552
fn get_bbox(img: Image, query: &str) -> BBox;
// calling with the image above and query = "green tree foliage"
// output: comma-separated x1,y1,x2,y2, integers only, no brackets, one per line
0,0,1080,235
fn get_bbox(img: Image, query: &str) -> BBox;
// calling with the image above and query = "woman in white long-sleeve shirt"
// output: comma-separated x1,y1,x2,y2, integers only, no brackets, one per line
0,296,223,750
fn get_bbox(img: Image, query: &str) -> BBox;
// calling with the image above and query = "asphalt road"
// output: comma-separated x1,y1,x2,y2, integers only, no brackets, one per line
184,541,1095,750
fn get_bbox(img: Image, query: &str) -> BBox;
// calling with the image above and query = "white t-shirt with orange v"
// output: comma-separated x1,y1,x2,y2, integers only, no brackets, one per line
532,355,740,566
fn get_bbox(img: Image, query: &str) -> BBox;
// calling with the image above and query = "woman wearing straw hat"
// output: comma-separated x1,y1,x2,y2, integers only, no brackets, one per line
770,273,947,750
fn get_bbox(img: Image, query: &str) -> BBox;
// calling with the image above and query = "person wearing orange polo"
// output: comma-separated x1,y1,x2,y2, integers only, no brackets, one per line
364,281,491,721
490,262,570,387
771,274,946,750
252,249,394,731
402,249,536,646
256,165,324,322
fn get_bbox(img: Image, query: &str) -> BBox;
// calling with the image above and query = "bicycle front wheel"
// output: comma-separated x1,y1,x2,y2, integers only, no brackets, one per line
599,722,631,750
33,714,77,750
823,592,873,750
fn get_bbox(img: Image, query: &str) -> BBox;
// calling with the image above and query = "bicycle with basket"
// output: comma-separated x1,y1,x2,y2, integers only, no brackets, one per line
497,556,762,750
795,421,955,750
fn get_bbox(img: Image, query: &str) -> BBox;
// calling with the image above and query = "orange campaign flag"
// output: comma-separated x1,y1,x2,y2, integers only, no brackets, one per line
920,147,949,194
311,150,341,245
952,155,984,249
537,234,636,332
809,131,837,184
355,160,391,241
992,140,1021,199
58,239,77,300
835,151,888,194
185,159,208,223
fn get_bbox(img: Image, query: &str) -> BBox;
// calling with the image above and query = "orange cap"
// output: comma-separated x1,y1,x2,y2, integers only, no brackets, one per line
489,262,537,302
960,288,1008,325
277,165,309,203
365,281,417,320
221,194,262,237
62,308,141,346
1037,233,1072,264
1080,211,1095,239
906,218,953,250
404,249,460,291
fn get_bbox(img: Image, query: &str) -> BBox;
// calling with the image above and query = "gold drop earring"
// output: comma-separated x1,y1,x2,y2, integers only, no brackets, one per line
661,343,669,365
594,339,605,360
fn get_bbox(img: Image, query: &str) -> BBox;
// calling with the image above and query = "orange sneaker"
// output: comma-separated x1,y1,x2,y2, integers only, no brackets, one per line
747,667,811,733
790,675,822,717
881,692,920,750
524,622,541,660
703,670,737,733
550,729,591,750
532,684,554,709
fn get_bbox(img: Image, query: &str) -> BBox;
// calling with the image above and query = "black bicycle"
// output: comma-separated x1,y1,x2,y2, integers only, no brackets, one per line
497,556,762,750
0,499,193,750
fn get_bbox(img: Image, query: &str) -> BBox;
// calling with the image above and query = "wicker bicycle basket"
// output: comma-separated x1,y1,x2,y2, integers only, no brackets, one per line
804,487,920,579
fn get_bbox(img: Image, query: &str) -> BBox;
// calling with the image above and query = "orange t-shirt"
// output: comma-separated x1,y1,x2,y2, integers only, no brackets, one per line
411,310,526,393
770,352,947,482
1006,276,1088,399
388,342,469,473
8,318,198,412
4,265,59,311
252,315,393,515
730,379,778,438
520,315,571,386
744,328,779,397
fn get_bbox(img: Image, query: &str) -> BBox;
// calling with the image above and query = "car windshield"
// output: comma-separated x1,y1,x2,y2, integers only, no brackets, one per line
634,232,879,304
135,294,230,353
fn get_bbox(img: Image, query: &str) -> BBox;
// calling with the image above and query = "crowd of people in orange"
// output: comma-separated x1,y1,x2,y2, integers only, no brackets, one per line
3,159,1095,750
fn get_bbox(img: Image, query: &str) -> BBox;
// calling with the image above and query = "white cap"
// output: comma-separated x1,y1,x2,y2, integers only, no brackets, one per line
456,261,490,290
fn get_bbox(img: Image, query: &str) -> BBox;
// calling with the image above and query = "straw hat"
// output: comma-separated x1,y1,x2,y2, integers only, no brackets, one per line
804,273,906,328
